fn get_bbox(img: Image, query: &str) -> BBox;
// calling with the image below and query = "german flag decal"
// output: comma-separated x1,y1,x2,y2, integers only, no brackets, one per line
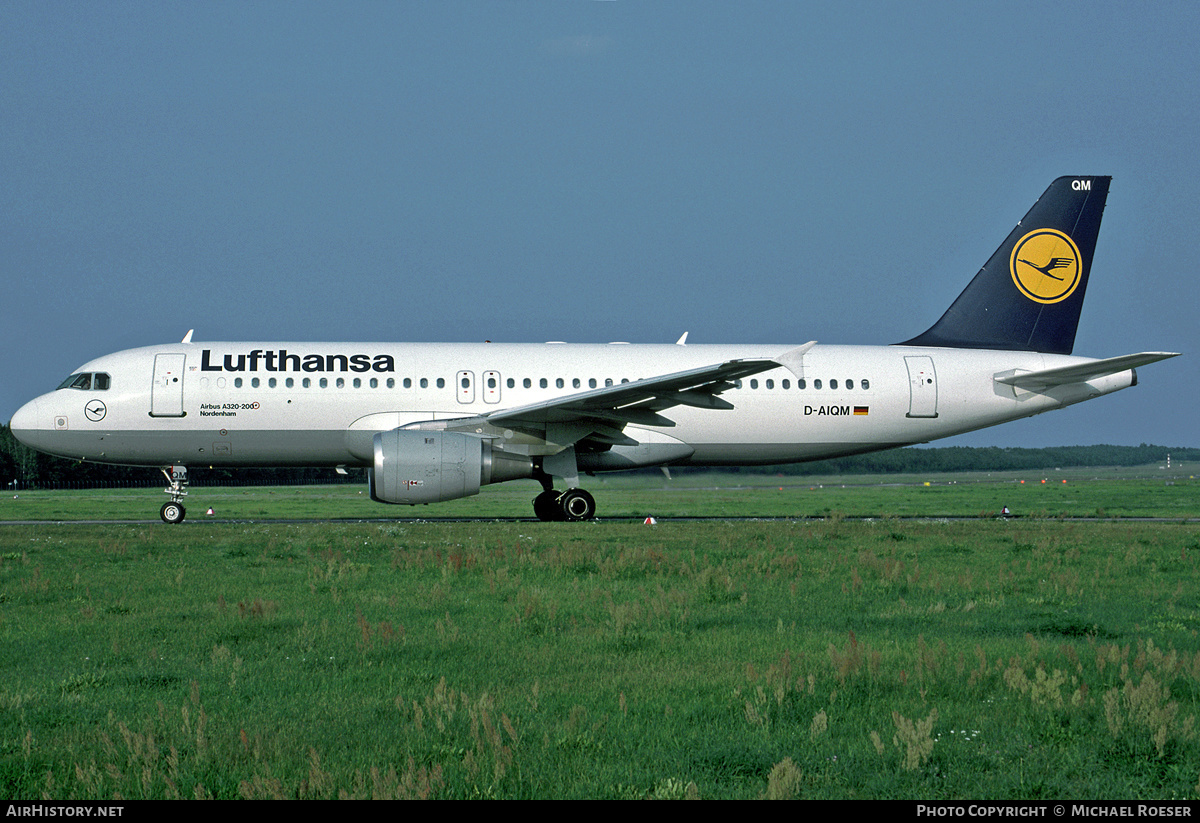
854,406,869,416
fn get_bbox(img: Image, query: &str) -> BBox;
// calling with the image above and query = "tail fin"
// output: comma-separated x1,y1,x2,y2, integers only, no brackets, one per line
901,176,1111,354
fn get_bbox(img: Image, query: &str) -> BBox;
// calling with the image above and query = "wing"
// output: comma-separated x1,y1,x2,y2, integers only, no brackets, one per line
401,346,814,454
486,357,774,427
994,351,1179,390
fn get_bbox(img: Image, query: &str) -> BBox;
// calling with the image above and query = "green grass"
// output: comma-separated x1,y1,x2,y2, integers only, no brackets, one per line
3,463,1198,522
1,472,1199,799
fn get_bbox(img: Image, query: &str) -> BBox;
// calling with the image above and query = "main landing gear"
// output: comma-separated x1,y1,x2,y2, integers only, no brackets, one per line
532,487,597,522
159,465,188,524
531,451,596,521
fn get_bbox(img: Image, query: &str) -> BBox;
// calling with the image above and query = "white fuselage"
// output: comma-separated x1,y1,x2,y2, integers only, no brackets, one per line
10,341,1135,470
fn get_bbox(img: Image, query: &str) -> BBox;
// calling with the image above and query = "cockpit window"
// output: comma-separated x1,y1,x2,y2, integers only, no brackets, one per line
56,372,110,391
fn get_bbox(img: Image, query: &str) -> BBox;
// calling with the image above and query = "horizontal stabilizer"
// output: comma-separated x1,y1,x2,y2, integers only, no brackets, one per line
994,352,1179,389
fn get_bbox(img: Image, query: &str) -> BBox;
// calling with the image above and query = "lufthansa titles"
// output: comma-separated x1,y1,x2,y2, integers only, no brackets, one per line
200,349,395,374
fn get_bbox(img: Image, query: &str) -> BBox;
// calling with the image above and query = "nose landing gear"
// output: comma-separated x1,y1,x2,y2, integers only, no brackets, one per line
159,465,188,523
160,500,186,524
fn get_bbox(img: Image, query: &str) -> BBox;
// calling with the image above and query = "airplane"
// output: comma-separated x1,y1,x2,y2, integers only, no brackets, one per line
8,176,1178,523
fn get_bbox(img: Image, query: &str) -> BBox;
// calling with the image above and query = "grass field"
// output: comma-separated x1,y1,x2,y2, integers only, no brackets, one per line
3,464,1198,522
1,470,1198,799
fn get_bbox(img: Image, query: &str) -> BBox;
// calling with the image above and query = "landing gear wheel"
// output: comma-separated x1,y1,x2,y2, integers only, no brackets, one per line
533,490,561,522
159,465,189,524
558,488,596,522
160,502,186,524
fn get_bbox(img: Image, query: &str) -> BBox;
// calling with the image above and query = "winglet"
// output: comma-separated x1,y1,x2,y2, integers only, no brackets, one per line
774,341,818,379
181,329,194,344
676,332,688,346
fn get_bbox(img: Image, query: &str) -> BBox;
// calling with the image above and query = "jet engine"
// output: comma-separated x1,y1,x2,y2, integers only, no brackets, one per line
368,429,532,505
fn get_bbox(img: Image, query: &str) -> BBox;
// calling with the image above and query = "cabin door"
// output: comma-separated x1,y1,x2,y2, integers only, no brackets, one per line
904,355,939,418
151,353,187,417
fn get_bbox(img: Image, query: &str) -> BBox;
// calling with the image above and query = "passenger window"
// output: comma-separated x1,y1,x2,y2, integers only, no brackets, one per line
798,379,806,390
814,379,822,389
235,378,243,388
830,379,838,389
387,378,394,388
523,378,531,388
268,378,277,388
862,379,870,390
320,378,328,388
846,379,854,390
252,378,260,388
336,378,345,389
436,378,445,389
286,378,295,388
782,379,790,389
605,379,613,387
353,378,361,388
420,378,428,388
539,378,548,388
766,379,774,389
506,378,514,389
404,378,412,388
303,378,311,388
750,379,758,389
589,378,597,388
370,378,378,388
556,378,564,389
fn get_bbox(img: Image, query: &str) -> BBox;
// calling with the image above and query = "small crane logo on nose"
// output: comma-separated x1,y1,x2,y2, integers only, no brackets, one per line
85,400,107,422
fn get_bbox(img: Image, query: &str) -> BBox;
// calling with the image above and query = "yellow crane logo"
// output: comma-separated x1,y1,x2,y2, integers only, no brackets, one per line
1010,228,1082,304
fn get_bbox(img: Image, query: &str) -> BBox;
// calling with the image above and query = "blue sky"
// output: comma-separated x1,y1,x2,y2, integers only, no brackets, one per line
2,1,1196,448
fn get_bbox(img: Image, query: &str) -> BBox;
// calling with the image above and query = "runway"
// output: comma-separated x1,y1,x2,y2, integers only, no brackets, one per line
3,515,1196,526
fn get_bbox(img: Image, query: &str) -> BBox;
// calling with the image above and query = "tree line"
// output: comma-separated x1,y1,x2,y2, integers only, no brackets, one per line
1,423,1194,489
701,443,1197,477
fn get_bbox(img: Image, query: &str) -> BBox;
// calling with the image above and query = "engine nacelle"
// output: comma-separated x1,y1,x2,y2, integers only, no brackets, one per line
368,429,532,505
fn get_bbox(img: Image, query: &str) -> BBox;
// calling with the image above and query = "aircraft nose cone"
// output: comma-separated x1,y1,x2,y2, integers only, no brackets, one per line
10,397,43,449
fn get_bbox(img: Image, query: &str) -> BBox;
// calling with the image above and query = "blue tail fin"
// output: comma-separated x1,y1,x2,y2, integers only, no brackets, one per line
901,176,1110,354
